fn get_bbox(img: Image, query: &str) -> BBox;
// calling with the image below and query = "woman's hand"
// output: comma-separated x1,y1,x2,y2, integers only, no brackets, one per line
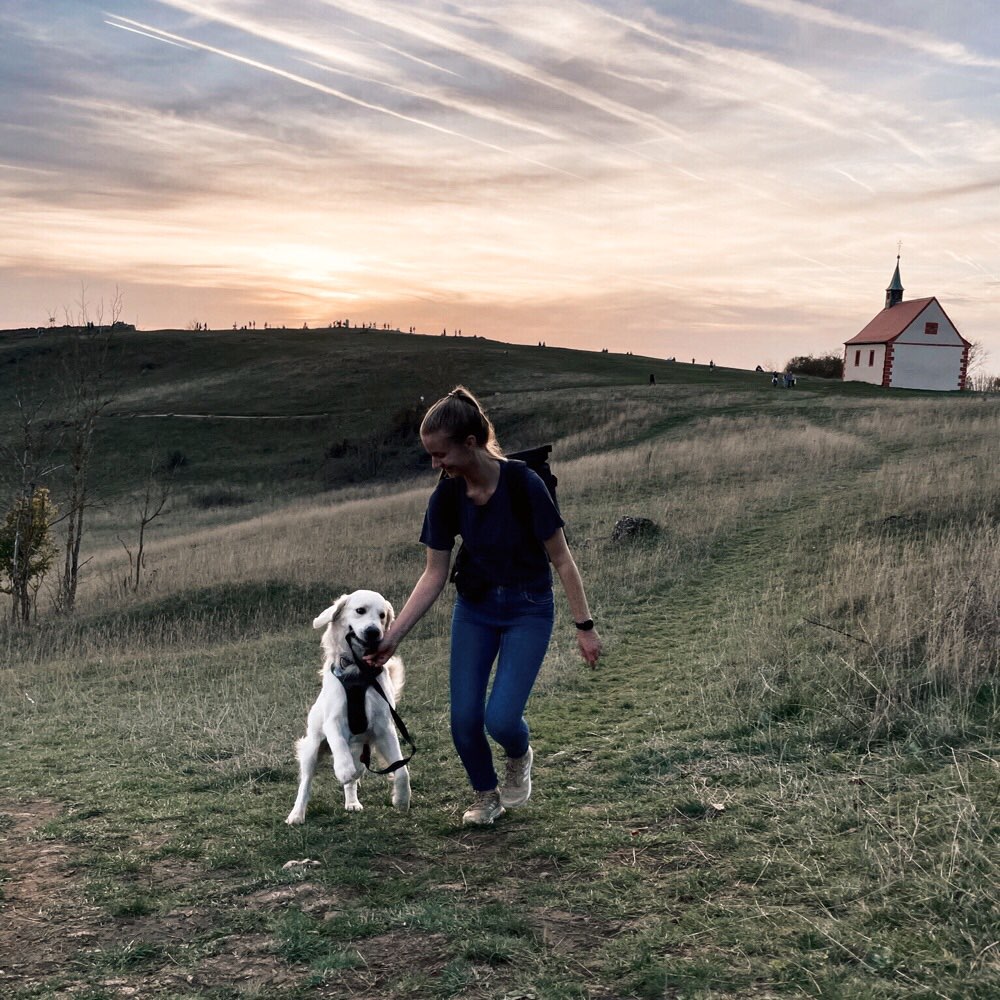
364,547,450,669
577,628,602,667
544,530,603,669
365,633,399,669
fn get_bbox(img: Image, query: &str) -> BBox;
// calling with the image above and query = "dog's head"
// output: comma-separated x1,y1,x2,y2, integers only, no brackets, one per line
313,589,395,659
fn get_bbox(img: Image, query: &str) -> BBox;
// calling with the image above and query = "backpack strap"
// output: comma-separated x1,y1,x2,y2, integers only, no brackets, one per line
507,445,557,510
504,459,532,531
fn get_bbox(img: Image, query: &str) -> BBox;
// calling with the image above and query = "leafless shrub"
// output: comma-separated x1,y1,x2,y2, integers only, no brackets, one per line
117,462,172,594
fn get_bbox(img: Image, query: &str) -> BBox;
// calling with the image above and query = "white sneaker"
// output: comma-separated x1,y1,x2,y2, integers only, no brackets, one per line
500,746,533,808
462,789,505,826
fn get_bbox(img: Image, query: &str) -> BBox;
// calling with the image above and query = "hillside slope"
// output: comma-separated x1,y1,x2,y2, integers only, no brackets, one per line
0,325,895,504
0,336,996,998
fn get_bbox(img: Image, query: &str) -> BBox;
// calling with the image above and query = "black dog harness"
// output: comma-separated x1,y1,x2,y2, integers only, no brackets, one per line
334,633,416,775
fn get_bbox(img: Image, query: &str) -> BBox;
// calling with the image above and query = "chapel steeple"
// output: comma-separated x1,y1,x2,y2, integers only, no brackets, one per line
885,254,904,309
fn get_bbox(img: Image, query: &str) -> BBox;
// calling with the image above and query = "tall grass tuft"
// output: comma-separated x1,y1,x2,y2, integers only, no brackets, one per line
717,519,999,745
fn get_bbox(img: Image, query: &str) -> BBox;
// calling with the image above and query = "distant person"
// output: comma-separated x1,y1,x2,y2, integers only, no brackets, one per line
366,386,602,826
649,373,656,385
771,372,779,387
709,360,715,369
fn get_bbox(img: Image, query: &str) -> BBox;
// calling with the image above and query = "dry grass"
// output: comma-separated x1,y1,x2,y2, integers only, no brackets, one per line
2,382,998,1000
712,400,1000,744
815,520,999,736
83,487,429,607
51,408,877,669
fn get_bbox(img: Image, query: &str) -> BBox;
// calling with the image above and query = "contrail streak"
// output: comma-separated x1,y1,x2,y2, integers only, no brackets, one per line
105,16,583,178
300,59,565,141
103,19,193,49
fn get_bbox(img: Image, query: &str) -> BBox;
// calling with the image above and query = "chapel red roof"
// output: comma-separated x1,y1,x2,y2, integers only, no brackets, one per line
844,297,936,345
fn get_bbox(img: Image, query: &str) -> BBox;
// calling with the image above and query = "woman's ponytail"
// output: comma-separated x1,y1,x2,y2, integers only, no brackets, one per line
420,385,504,458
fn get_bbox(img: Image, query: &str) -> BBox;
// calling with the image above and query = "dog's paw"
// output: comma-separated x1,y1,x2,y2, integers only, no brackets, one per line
344,801,364,813
392,772,411,812
285,811,306,825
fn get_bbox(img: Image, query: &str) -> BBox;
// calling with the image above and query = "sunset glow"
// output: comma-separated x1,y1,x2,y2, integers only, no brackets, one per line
1,1,997,367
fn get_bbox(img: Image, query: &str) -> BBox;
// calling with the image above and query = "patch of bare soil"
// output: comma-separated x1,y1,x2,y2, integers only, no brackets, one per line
244,880,348,915
0,799,313,997
536,908,624,957
314,929,452,999
0,802,458,998
0,799,107,990
190,933,302,989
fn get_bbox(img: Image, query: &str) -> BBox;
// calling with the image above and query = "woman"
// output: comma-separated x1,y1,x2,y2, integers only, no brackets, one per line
367,386,602,825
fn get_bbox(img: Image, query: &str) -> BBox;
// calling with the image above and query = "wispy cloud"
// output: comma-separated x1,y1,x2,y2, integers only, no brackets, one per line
735,0,1000,69
105,14,582,177
299,59,567,142
0,1,997,365
832,167,876,195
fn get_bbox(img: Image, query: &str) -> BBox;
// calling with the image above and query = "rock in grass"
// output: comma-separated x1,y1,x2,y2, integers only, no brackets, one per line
611,516,659,542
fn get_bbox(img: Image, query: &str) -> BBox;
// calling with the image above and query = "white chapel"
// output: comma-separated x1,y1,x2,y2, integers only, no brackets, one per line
843,257,970,391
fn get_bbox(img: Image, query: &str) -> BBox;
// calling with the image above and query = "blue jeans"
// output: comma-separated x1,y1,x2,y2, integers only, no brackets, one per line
450,586,555,791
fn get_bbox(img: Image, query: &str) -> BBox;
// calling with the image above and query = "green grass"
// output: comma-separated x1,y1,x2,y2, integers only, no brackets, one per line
0,329,997,998
0,324,893,507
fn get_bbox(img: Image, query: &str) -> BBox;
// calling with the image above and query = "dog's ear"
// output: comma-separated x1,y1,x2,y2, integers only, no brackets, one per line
384,601,395,628
313,594,349,630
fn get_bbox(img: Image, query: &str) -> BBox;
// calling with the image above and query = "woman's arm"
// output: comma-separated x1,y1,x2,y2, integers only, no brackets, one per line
367,546,452,666
544,529,602,666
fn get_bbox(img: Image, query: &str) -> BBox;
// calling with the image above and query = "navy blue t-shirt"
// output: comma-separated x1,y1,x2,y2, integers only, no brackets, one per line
420,461,564,591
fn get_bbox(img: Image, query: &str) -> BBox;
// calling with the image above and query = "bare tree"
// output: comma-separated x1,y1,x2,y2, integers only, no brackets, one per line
3,391,58,488
966,340,989,376
118,460,172,593
1,287,124,617
54,286,122,614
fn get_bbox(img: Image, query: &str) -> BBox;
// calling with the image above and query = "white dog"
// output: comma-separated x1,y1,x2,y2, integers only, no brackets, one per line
286,590,411,823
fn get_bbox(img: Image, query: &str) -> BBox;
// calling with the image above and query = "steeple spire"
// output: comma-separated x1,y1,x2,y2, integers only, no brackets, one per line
885,253,904,309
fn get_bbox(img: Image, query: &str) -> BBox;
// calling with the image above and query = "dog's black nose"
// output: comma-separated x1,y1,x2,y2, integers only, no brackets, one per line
362,625,382,647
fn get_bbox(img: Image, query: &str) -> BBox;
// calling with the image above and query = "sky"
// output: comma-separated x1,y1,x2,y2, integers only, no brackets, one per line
1,1,998,370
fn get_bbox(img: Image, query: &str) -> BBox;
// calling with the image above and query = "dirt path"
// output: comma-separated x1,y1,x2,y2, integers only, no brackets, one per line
0,800,104,989
0,800,457,998
0,800,305,996
114,412,332,420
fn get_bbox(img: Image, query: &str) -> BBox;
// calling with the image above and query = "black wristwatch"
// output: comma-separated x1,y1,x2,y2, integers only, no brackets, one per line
575,618,595,631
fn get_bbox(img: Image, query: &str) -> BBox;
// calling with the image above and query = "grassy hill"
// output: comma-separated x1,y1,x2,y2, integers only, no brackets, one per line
0,324,888,503
0,326,997,999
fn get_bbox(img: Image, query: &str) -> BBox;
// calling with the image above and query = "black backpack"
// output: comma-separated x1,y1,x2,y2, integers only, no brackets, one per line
505,444,559,515
442,444,559,599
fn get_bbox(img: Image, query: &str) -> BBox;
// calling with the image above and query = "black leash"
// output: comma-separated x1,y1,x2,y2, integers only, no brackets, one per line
338,631,417,775
360,678,417,775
